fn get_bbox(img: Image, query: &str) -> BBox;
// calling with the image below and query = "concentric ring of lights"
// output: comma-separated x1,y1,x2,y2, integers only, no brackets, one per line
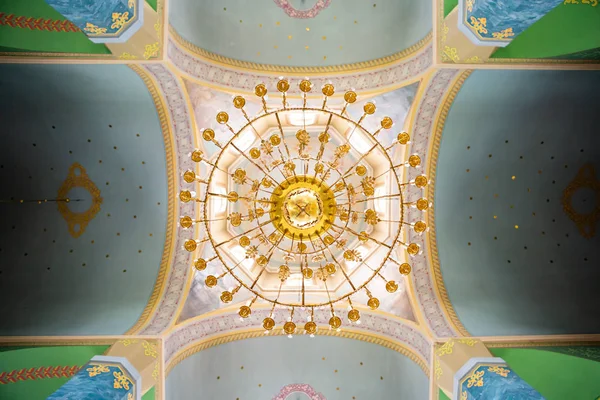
179,79,430,335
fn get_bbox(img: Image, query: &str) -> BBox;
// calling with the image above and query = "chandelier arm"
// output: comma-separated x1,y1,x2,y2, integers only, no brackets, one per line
214,219,274,248
228,141,281,185
274,112,292,159
346,193,402,205
329,143,378,190
374,168,394,181
330,222,392,249
315,232,356,291
301,253,306,306
249,231,287,290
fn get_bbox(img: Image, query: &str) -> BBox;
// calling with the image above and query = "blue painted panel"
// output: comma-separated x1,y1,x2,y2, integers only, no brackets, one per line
48,362,134,400
459,0,562,47
459,364,545,400
44,0,143,43
0,64,167,335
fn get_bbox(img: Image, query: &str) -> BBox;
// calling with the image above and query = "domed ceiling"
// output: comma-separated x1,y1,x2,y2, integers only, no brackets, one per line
169,0,432,67
0,64,169,335
167,336,429,399
177,79,420,323
435,70,600,336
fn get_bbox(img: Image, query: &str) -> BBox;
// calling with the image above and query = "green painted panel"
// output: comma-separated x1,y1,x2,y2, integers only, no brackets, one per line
439,389,451,400
492,4,600,59
0,345,108,400
491,348,600,400
0,45,30,53
0,0,109,54
146,0,157,12
444,0,458,17
143,386,156,400
550,47,600,60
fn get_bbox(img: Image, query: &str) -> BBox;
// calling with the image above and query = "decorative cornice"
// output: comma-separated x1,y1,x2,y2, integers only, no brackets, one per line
406,69,470,338
165,307,431,376
125,65,177,335
131,64,196,335
425,70,472,337
167,34,432,96
169,26,432,75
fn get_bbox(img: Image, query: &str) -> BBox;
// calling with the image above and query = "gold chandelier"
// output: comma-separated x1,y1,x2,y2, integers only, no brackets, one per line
179,79,429,336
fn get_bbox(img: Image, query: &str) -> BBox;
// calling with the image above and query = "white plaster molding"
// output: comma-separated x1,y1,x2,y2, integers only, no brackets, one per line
407,69,462,338
138,64,195,335
164,307,431,369
167,38,433,95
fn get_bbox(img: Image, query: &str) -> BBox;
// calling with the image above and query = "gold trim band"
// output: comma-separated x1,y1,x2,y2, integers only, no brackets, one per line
166,327,430,376
125,65,176,335
169,25,432,74
427,70,472,337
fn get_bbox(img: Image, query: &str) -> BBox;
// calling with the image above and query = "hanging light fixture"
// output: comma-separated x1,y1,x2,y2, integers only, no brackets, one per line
179,79,430,335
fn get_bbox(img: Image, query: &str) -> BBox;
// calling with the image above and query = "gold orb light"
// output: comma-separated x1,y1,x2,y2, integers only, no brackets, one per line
179,80,429,335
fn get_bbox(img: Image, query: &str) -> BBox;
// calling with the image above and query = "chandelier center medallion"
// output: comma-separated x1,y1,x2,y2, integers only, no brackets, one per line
273,176,335,238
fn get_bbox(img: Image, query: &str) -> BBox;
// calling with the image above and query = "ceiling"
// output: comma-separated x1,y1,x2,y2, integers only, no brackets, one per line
166,336,429,399
435,70,600,336
0,64,168,335
169,0,432,67
178,79,419,323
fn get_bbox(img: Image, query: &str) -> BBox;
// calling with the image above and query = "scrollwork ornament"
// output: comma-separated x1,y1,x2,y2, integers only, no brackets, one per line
57,163,103,238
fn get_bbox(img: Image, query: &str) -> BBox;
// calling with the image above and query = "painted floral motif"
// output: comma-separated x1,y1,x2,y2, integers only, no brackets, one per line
273,0,332,19
142,340,158,358
434,359,443,379
273,383,327,400
86,364,109,378
466,370,484,388
152,361,159,381
469,16,488,34
111,12,130,30
492,27,514,39
113,371,132,390
443,46,460,62
488,366,510,377
565,0,598,5
84,22,107,34
437,341,455,356
144,42,160,59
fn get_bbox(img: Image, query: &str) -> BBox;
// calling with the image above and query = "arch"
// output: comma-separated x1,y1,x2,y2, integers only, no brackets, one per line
165,306,432,375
